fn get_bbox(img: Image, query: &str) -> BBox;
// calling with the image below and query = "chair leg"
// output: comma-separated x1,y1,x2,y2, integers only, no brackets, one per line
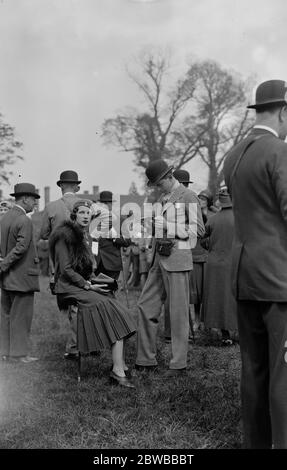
77,352,81,383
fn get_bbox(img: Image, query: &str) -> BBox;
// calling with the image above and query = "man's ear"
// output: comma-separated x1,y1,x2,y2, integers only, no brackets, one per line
279,105,287,122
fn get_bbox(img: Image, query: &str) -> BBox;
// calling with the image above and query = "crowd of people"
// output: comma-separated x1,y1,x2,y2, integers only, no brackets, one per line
1,79,287,448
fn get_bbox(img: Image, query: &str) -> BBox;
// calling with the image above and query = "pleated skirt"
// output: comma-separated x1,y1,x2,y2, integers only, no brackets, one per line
57,289,136,354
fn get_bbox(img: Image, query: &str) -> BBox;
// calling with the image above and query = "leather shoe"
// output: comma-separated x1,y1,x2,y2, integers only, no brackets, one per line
110,371,135,389
162,368,187,378
64,352,79,360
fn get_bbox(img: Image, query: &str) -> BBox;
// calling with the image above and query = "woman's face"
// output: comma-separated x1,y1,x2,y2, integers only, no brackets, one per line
199,196,208,210
76,206,92,228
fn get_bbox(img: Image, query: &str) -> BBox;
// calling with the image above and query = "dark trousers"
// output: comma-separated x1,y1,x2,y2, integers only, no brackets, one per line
237,300,287,449
0,289,34,357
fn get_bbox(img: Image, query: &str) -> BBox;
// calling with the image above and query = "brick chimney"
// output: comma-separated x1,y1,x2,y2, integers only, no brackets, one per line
44,186,50,206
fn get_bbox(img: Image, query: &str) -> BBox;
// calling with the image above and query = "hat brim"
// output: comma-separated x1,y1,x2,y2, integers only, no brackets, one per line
57,180,82,187
147,165,174,187
10,192,40,199
247,99,287,109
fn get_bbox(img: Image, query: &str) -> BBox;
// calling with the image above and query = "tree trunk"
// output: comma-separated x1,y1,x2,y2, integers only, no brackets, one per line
208,164,218,200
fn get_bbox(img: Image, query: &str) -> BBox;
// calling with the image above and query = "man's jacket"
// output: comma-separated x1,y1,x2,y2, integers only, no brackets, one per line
151,183,205,272
224,127,287,301
0,206,40,292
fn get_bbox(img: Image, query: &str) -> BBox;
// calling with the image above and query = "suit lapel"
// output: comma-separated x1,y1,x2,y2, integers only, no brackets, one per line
162,185,186,214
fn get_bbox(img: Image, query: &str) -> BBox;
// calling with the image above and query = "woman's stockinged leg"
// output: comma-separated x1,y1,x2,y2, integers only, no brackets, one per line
111,340,126,377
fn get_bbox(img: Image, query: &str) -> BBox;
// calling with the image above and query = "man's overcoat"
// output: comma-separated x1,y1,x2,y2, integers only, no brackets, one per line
224,127,287,301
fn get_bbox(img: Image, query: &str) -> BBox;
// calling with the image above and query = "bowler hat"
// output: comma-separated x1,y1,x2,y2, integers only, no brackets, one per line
99,191,113,203
146,160,174,187
247,80,287,109
173,169,193,184
57,170,81,187
218,189,232,209
10,183,40,199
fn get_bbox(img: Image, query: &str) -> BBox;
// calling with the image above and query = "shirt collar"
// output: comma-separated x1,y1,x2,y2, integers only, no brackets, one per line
63,192,75,196
14,204,27,214
253,125,278,138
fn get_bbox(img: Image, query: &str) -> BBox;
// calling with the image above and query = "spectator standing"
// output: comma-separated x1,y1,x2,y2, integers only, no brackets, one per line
40,170,81,359
0,183,40,362
224,79,287,448
201,189,237,344
135,160,205,376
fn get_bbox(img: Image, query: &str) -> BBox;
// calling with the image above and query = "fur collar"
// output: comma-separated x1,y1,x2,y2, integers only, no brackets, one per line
49,220,85,251
49,220,93,279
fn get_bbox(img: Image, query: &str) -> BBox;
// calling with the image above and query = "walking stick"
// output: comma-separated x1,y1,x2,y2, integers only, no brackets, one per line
121,251,130,309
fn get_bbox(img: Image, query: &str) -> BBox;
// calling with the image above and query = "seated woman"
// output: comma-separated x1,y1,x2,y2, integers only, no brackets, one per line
49,199,136,389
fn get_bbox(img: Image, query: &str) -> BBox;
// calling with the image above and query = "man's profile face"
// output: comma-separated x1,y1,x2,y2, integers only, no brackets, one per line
156,176,173,194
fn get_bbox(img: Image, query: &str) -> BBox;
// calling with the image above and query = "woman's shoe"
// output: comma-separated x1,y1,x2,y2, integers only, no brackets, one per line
110,365,131,378
110,371,135,389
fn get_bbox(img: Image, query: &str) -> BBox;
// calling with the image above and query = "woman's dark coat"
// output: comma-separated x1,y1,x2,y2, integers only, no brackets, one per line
201,207,237,330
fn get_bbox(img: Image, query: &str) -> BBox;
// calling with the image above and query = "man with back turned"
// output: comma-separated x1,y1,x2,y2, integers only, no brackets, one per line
224,79,287,449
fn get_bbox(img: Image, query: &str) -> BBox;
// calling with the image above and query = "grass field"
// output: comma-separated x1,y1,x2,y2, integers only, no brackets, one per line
0,277,242,449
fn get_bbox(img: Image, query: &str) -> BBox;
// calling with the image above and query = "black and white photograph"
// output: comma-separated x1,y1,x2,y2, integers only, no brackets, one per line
0,0,287,456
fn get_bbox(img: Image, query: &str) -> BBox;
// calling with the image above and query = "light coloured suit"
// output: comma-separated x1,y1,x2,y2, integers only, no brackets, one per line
40,193,80,240
0,206,40,357
136,182,205,370
40,192,80,354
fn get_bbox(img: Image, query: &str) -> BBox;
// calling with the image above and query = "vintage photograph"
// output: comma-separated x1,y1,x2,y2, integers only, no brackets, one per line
0,0,286,452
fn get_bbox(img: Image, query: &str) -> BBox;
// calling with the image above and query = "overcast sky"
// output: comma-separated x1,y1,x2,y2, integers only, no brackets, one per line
0,0,286,206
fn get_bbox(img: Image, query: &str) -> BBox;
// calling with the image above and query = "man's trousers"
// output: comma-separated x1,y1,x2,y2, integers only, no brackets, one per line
237,300,287,449
0,289,34,357
136,256,190,370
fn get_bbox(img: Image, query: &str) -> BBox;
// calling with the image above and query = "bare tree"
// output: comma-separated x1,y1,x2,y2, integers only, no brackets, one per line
184,60,254,195
0,112,23,185
102,50,201,171
102,51,253,196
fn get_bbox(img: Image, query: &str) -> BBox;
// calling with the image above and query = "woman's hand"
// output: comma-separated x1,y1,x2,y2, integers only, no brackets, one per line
90,283,110,295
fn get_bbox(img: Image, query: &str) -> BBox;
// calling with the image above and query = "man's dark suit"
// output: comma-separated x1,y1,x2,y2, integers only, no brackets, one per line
224,127,287,449
96,238,124,280
0,206,40,357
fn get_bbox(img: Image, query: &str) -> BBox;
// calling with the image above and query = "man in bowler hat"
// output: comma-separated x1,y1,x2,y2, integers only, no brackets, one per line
135,160,205,376
0,183,40,362
40,170,82,359
224,79,287,448
164,169,196,341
